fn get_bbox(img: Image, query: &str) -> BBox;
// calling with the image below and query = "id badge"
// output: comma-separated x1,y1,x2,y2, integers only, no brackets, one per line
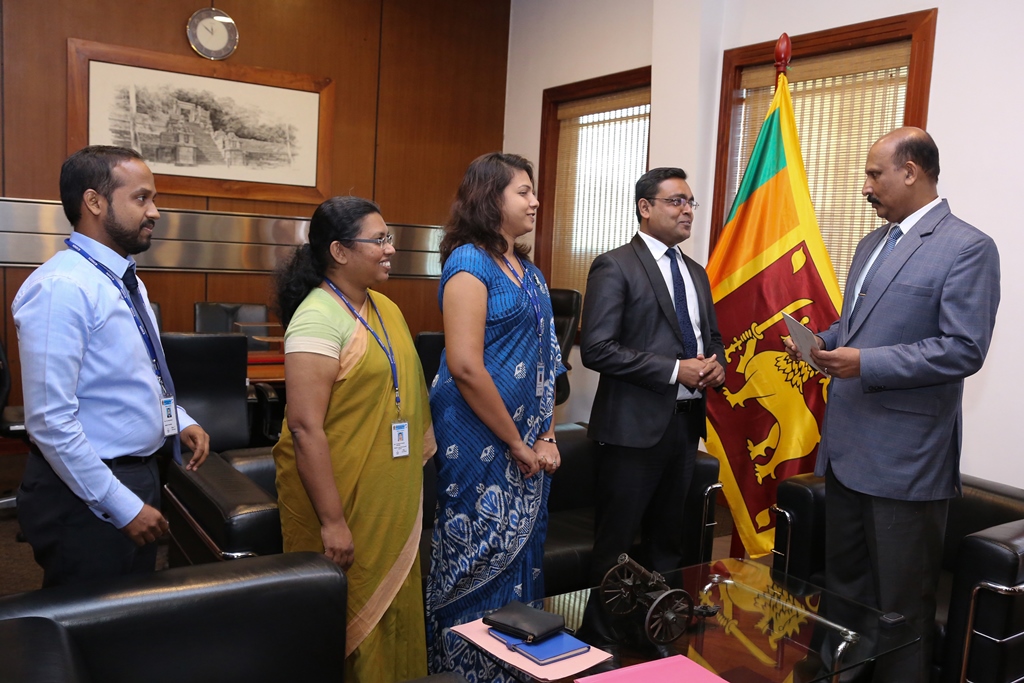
535,362,545,397
161,396,180,437
392,421,410,458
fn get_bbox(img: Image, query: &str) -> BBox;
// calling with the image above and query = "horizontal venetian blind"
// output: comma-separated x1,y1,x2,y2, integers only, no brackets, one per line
726,41,910,291
551,87,651,303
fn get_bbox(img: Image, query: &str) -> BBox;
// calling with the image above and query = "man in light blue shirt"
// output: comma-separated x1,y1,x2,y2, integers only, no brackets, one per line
13,145,210,587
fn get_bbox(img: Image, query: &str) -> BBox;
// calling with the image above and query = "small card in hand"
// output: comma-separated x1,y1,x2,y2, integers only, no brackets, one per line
482,600,565,643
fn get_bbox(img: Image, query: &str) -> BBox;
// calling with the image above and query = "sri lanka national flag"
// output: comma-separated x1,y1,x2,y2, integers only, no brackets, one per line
703,72,842,557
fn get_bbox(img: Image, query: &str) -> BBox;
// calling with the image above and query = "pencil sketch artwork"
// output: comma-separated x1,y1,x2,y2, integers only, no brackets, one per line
88,61,320,187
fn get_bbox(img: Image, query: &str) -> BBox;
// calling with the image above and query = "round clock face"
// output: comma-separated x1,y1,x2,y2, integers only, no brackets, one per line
187,8,238,60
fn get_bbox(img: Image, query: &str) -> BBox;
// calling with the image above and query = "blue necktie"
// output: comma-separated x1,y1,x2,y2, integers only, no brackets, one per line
122,266,182,465
668,249,698,359
851,224,902,322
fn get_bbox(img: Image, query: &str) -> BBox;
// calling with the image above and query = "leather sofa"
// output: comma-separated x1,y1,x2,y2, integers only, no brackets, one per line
0,553,468,683
0,553,348,683
772,473,1024,683
165,422,721,596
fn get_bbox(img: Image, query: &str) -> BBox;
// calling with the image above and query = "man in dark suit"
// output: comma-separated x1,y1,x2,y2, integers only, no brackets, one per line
786,128,1000,683
580,167,725,585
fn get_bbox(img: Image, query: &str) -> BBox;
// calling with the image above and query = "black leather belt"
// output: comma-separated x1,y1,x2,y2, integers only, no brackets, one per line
674,399,698,414
104,454,154,468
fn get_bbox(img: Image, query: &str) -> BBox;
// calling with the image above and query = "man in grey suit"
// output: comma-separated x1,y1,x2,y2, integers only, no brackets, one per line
787,128,1000,683
581,167,725,587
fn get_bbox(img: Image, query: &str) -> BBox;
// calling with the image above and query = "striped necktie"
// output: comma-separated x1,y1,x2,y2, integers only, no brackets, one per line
852,224,902,321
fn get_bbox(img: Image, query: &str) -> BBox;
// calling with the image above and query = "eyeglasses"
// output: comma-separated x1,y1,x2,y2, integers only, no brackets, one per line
645,196,699,211
350,234,395,248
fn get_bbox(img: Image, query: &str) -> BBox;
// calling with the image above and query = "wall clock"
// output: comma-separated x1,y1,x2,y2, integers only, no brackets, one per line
187,8,239,60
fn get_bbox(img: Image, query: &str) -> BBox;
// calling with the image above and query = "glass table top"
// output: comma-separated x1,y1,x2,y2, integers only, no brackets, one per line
461,557,919,683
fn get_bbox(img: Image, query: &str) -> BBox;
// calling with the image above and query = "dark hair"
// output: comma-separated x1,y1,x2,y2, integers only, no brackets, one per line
634,167,688,223
892,131,940,183
274,196,381,327
59,145,145,227
439,152,533,266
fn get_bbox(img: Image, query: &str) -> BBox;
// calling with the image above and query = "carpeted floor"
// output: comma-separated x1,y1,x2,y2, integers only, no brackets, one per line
0,449,43,596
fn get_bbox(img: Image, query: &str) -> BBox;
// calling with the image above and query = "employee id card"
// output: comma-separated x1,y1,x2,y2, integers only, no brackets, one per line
535,362,545,397
161,396,180,437
392,421,410,458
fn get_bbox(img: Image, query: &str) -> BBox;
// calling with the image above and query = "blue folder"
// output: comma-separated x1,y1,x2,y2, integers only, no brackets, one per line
488,628,591,665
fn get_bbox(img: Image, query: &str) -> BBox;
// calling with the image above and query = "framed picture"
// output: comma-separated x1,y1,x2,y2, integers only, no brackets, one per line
67,39,335,204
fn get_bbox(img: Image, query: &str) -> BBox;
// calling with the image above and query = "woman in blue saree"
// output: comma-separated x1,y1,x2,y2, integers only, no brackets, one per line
426,153,565,678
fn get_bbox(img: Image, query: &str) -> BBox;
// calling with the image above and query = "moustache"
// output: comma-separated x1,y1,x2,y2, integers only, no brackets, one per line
141,220,156,230
866,195,881,206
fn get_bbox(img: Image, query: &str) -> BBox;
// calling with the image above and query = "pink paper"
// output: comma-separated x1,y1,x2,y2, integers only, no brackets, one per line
450,618,612,682
575,654,726,682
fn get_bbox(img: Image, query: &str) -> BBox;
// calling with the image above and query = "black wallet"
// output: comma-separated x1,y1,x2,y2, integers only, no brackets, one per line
482,600,565,643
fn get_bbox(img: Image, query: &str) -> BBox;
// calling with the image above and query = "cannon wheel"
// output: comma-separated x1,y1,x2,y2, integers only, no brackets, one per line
645,589,693,644
601,562,641,615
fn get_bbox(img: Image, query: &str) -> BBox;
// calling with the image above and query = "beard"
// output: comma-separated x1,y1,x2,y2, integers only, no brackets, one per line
103,203,154,255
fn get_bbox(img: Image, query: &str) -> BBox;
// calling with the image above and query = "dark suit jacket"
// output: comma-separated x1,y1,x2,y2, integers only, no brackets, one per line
580,233,725,449
816,199,1000,500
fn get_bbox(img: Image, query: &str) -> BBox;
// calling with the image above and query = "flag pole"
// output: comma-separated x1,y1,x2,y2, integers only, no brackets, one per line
727,31,793,561
775,33,791,85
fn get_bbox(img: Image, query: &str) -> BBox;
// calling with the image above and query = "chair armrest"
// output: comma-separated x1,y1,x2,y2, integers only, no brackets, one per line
940,519,1024,683
0,617,88,683
164,453,281,563
682,452,720,566
771,473,826,584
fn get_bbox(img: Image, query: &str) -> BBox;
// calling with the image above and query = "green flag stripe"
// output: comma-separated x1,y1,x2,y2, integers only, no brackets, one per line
724,107,788,225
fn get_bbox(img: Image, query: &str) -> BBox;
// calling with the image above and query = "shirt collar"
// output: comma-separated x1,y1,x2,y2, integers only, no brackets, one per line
69,231,136,278
637,230,678,261
895,196,942,236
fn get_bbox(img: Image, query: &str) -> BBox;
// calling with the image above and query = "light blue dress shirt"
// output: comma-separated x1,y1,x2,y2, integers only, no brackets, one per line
12,232,196,529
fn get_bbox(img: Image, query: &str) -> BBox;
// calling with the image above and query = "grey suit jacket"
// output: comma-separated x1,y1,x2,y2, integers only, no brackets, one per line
816,200,1000,500
580,233,725,449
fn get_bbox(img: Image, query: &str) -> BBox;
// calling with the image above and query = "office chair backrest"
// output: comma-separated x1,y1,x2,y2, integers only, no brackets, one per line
160,333,250,453
549,289,582,361
194,302,270,350
414,332,446,387
549,288,582,405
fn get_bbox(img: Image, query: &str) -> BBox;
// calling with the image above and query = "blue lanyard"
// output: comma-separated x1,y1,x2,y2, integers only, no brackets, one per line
501,254,545,343
64,238,168,393
323,278,401,417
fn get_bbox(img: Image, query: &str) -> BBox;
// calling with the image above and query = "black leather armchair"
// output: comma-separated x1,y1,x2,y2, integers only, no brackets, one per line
0,553,348,683
550,288,582,405
772,473,1024,683
0,552,466,683
194,301,273,351
166,421,721,598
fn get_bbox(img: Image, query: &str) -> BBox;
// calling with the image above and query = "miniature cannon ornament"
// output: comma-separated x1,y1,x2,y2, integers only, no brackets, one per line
600,554,694,644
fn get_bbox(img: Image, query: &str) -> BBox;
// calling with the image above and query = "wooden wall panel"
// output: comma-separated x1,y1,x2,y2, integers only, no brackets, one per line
1,0,509,404
206,273,277,319
374,0,510,225
140,271,207,333
373,278,443,338
1,0,380,207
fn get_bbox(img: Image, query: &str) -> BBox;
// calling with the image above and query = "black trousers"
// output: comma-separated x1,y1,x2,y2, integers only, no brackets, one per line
17,448,161,588
589,406,701,584
824,465,947,683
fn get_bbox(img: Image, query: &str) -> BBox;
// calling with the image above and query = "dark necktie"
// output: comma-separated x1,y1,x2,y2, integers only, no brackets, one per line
122,266,182,464
668,249,699,359
852,224,903,322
